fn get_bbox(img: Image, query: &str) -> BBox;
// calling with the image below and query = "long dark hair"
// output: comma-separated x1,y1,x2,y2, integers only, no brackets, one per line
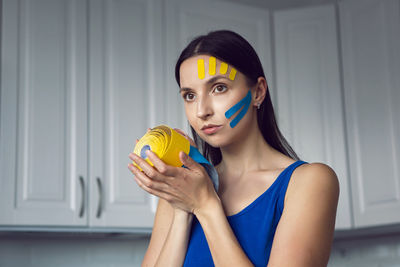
175,30,300,165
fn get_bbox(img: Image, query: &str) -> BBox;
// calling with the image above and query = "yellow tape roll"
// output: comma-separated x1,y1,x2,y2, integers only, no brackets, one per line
133,125,190,170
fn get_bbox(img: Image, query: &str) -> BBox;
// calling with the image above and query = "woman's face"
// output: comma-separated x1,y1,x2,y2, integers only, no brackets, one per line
179,55,256,148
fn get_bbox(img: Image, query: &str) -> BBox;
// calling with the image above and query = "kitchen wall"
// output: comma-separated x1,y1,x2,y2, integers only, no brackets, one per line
330,234,400,267
1,233,400,266
0,234,150,267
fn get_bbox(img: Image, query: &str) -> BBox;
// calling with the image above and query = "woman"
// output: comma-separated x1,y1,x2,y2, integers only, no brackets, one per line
128,30,339,267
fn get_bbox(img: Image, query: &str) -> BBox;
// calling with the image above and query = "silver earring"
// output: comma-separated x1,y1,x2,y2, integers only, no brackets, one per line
257,103,261,109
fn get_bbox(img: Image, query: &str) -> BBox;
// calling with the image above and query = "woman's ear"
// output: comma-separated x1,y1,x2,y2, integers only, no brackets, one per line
253,77,267,108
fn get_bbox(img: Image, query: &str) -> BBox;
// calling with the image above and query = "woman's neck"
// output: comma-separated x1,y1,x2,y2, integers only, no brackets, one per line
216,122,277,179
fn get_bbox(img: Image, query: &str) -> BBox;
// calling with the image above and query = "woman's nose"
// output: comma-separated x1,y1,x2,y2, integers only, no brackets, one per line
196,97,213,120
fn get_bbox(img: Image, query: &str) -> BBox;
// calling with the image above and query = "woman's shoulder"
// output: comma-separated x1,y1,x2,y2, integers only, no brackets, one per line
286,162,340,205
294,161,338,184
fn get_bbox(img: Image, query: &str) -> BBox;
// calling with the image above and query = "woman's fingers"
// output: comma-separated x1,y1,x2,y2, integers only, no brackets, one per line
129,153,165,183
145,150,178,177
129,164,170,198
179,151,203,173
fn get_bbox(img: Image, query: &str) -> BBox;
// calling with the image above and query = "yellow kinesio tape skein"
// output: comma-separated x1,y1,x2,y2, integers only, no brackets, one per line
132,125,220,191
133,125,190,170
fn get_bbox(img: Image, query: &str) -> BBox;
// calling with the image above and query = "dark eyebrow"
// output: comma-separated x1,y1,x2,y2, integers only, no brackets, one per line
179,75,231,93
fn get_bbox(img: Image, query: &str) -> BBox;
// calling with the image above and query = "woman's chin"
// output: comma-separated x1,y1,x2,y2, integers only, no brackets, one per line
203,137,230,149
194,128,233,148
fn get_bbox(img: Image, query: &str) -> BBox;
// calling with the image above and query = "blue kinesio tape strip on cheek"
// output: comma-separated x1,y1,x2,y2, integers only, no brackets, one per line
225,90,252,119
224,90,252,128
229,94,251,128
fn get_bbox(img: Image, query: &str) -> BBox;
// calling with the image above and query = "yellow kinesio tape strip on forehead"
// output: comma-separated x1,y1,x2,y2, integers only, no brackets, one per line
209,57,216,75
229,68,237,80
197,59,205,79
219,62,228,74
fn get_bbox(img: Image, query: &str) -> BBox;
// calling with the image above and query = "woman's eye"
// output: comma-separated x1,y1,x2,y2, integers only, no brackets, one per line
214,84,227,93
183,93,195,101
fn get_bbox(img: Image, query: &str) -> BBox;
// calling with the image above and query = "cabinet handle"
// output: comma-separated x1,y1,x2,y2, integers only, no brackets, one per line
96,177,103,218
79,176,85,218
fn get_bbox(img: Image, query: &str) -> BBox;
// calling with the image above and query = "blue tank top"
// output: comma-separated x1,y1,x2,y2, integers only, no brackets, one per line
183,160,308,267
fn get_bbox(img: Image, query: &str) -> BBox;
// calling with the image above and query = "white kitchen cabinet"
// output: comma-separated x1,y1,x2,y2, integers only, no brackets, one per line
0,0,88,226
163,0,273,133
273,4,352,230
0,0,162,228
339,0,400,228
87,0,163,228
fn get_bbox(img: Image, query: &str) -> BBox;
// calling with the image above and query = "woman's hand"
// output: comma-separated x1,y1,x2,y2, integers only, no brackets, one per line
128,148,219,215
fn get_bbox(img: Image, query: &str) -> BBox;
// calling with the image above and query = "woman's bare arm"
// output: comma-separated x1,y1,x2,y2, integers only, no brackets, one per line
193,197,255,267
154,208,193,267
141,198,174,267
141,198,193,267
267,163,340,267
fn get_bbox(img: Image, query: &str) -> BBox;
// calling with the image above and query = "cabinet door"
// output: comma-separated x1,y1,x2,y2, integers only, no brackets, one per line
88,0,163,228
0,0,88,225
274,4,352,229
339,0,400,227
164,0,272,133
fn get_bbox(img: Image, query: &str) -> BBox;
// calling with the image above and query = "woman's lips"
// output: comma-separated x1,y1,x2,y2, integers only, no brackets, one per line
202,125,223,135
